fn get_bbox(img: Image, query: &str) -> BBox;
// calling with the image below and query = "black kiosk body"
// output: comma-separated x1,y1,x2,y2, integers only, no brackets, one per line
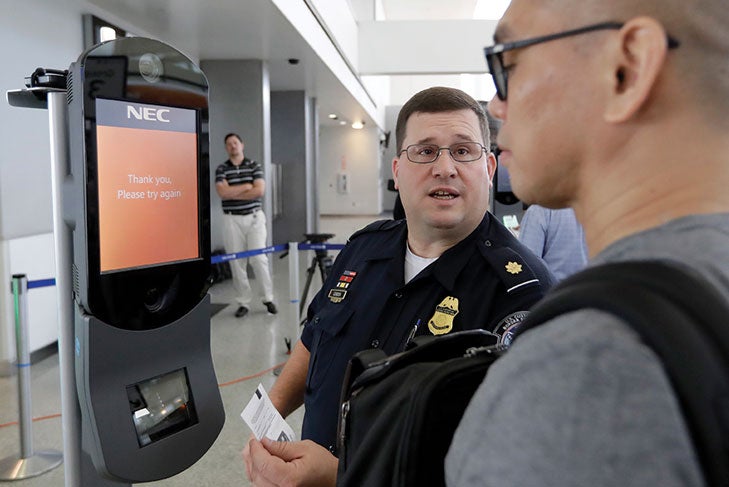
66,38,224,482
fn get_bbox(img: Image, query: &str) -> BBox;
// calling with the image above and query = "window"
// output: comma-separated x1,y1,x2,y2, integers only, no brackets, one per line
83,14,130,48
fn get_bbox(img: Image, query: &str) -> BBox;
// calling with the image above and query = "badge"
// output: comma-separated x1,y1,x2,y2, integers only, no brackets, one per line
328,270,358,303
428,296,459,335
328,289,347,303
494,310,529,346
505,261,523,274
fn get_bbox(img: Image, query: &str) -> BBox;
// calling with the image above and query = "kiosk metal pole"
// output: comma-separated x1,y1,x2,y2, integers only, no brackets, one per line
0,275,62,480
47,91,84,486
50,91,124,486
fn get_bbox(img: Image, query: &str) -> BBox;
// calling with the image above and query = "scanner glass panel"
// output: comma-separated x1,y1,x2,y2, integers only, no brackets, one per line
126,368,198,447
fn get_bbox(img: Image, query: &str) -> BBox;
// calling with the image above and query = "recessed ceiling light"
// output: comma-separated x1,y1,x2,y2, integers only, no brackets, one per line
351,121,364,129
328,113,338,119
339,120,347,125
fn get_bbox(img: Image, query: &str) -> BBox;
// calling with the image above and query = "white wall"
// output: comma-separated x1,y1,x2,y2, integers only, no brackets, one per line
361,74,391,131
388,73,496,106
5,234,60,358
358,19,497,75
319,126,382,215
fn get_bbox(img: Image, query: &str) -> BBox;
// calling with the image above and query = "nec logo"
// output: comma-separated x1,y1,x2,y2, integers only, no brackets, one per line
126,105,170,123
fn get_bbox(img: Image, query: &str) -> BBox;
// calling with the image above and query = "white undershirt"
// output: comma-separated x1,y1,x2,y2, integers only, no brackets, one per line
404,243,439,283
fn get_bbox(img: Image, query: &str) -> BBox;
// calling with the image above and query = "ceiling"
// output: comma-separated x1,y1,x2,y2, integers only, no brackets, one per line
86,0,503,130
380,0,479,20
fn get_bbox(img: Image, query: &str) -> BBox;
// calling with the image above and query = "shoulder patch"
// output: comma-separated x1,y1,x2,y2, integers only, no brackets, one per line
480,243,541,293
494,310,530,346
348,219,404,242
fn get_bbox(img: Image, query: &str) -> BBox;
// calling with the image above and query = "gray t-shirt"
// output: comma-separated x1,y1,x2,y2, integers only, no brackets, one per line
446,213,729,487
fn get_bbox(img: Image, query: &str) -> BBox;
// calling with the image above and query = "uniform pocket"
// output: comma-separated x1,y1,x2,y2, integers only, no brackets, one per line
305,305,355,391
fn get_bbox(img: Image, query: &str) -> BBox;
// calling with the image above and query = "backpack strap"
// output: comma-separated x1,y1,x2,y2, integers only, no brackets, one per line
339,330,497,405
516,260,729,485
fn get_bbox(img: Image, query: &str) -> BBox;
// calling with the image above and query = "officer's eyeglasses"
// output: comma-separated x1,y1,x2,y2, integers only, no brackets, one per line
399,142,487,164
483,21,681,101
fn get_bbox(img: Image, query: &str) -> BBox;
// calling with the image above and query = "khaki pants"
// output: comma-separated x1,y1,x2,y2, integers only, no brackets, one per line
222,210,274,306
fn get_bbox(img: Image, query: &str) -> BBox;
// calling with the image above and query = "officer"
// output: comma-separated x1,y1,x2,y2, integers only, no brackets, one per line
244,86,554,482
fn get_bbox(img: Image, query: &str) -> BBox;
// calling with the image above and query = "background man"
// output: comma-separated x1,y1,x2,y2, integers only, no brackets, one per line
215,133,277,318
244,86,554,485
446,0,729,485
518,205,587,281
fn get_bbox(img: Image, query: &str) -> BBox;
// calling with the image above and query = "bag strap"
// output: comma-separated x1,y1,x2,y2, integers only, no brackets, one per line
516,260,729,485
340,329,497,404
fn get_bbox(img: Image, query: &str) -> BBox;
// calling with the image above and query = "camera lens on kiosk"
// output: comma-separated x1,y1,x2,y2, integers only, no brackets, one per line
139,53,163,83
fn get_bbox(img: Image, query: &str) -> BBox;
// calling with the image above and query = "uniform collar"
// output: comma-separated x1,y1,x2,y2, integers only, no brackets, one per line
424,213,492,291
360,221,408,262
355,221,407,286
357,214,495,289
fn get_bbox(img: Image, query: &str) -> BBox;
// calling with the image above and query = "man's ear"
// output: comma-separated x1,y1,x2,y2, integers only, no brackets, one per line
486,152,497,185
604,16,669,123
392,156,400,190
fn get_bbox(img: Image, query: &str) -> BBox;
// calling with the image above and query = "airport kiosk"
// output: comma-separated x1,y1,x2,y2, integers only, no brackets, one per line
65,38,224,483
8,37,225,485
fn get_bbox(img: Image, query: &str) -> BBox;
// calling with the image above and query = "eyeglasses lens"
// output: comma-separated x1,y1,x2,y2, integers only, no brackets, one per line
406,143,484,163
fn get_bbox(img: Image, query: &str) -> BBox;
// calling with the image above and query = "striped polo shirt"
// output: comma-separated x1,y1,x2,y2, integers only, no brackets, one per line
215,158,264,213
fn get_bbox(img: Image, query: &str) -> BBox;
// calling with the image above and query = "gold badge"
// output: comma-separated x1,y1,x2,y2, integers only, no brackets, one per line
328,289,347,303
428,296,459,335
505,261,523,274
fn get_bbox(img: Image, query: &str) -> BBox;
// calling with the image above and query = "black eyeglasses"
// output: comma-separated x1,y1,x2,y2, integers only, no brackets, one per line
484,21,681,101
399,142,487,164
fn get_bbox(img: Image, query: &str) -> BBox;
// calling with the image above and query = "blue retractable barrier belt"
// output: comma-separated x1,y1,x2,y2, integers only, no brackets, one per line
27,242,346,287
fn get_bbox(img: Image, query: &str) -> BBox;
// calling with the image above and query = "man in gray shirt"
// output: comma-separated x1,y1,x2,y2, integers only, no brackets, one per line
446,0,729,485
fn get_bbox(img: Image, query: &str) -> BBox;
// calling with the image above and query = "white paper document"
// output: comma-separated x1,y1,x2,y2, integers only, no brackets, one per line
240,383,296,442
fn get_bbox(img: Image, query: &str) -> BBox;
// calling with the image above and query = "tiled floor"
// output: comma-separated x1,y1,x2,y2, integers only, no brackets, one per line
0,214,386,486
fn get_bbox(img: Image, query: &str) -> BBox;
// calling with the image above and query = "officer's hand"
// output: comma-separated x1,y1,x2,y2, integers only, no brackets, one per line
242,433,256,480
247,437,338,487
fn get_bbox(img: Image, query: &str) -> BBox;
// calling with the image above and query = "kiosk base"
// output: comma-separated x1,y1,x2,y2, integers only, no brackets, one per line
75,295,225,483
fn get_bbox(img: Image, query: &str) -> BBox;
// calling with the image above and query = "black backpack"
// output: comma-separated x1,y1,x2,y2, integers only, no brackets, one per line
335,260,729,487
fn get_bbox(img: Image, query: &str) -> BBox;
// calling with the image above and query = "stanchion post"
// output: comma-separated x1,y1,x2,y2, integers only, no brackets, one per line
288,241,301,343
14,275,33,459
0,275,63,480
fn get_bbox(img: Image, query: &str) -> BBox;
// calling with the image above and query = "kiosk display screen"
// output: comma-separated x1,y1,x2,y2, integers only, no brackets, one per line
95,98,199,273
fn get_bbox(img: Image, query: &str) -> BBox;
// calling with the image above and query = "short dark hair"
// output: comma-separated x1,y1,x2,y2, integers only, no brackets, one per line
395,87,489,152
224,133,243,143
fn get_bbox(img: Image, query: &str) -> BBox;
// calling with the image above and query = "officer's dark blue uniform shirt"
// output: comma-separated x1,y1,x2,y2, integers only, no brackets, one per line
299,212,555,451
